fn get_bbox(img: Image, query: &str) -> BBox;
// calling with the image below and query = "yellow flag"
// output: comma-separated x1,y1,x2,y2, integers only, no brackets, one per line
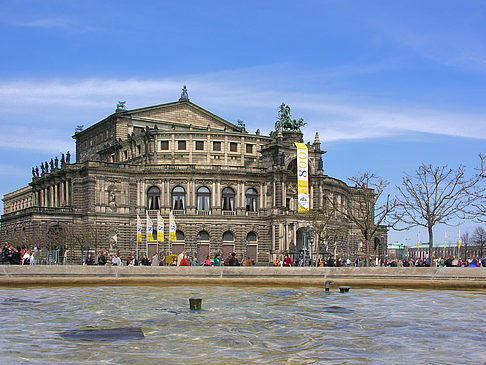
169,210,177,242
137,215,142,242
146,214,154,242
157,212,164,242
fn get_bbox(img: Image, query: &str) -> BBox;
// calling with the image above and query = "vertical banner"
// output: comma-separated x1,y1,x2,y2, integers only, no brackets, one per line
169,210,177,242
146,214,154,242
294,142,309,213
417,231,420,250
137,215,142,242
458,229,462,249
157,212,164,242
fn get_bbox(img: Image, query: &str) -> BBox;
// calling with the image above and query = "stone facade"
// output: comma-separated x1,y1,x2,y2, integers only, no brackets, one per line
1,93,387,264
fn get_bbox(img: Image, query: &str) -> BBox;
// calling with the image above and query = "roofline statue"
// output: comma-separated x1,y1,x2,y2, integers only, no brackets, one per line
179,85,189,102
275,103,306,132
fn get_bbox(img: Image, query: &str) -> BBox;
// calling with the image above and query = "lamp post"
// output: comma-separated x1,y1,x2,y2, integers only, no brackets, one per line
308,227,315,266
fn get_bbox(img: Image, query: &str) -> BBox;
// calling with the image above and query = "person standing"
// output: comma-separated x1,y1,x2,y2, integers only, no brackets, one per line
213,254,221,267
151,253,159,266
98,251,106,265
228,252,239,266
177,251,185,267
85,253,95,265
141,255,150,266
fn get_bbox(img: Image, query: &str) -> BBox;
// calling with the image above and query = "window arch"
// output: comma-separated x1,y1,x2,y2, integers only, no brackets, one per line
197,186,211,211
245,188,258,212
176,230,185,241
197,230,210,241
222,187,235,211
147,186,160,210
172,186,185,210
222,231,234,242
246,231,257,242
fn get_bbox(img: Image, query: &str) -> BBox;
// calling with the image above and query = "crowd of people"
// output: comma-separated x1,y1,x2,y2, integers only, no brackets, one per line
84,250,255,267
1,243,35,265
380,257,486,267
3,242,485,268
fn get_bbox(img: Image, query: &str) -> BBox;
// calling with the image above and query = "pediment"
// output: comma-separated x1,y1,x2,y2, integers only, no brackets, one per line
126,101,240,132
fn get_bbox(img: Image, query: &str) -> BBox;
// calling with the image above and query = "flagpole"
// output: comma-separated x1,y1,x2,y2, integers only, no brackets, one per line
458,229,462,259
444,230,447,258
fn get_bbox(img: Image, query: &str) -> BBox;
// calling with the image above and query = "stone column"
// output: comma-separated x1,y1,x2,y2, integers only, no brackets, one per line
310,183,314,209
282,181,286,208
165,180,170,208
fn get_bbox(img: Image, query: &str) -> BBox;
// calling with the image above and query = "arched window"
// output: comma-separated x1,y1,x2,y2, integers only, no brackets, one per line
197,186,210,211
246,232,257,242
176,230,185,241
245,188,258,212
172,186,185,210
222,231,234,242
222,187,235,211
147,186,160,210
197,231,210,241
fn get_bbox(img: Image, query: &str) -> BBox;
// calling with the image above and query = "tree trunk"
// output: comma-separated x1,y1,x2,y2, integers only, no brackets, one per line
365,238,371,267
428,226,434,266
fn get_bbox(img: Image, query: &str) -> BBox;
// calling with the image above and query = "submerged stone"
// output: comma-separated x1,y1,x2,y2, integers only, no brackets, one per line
1,298,40,305
323,306,354,314
60,327,144,341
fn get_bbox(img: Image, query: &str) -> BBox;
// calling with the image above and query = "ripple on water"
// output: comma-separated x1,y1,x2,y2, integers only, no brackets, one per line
0,286,485,364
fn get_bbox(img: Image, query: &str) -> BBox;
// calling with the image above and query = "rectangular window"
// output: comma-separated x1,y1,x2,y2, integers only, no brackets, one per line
137,145,141,155
230,142,238,152
246,144,253,153
195,141,204,151
123,150,128,160
213,141,221,151
160,140,169,150
178,140,186,150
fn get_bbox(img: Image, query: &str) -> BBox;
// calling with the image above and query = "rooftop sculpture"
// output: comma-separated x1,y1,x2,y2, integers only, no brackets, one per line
274,103,306,131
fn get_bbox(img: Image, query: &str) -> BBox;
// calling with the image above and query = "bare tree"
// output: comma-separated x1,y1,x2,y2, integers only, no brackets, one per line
471,226,486,258
395,164,478,262
300,204,349,263
329,172,397,266
471,154,486,222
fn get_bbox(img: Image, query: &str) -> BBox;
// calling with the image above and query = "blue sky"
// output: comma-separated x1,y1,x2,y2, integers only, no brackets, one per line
1,0,485,246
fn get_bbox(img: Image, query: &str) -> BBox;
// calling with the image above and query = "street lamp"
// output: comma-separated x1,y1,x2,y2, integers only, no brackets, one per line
195,233,201,264
306,227,315,266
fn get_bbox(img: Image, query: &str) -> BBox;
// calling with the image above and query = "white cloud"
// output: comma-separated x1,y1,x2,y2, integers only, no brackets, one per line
0,74,485,156
10,17,69,29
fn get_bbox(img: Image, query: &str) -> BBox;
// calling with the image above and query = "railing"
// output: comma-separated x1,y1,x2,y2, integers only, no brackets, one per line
80,160,267,174
197,210,211,215
2,206,75,218
172,210,185,216
246,211,260,217
223,211,235,216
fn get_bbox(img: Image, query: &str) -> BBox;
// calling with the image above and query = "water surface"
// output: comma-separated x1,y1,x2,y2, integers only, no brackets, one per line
1,286,485,364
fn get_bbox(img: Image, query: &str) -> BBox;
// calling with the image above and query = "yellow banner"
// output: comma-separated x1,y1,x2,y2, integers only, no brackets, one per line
146,214,154,242
169,210,177,242
137,215,142,242
157,212,164,242
295,142,309,213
